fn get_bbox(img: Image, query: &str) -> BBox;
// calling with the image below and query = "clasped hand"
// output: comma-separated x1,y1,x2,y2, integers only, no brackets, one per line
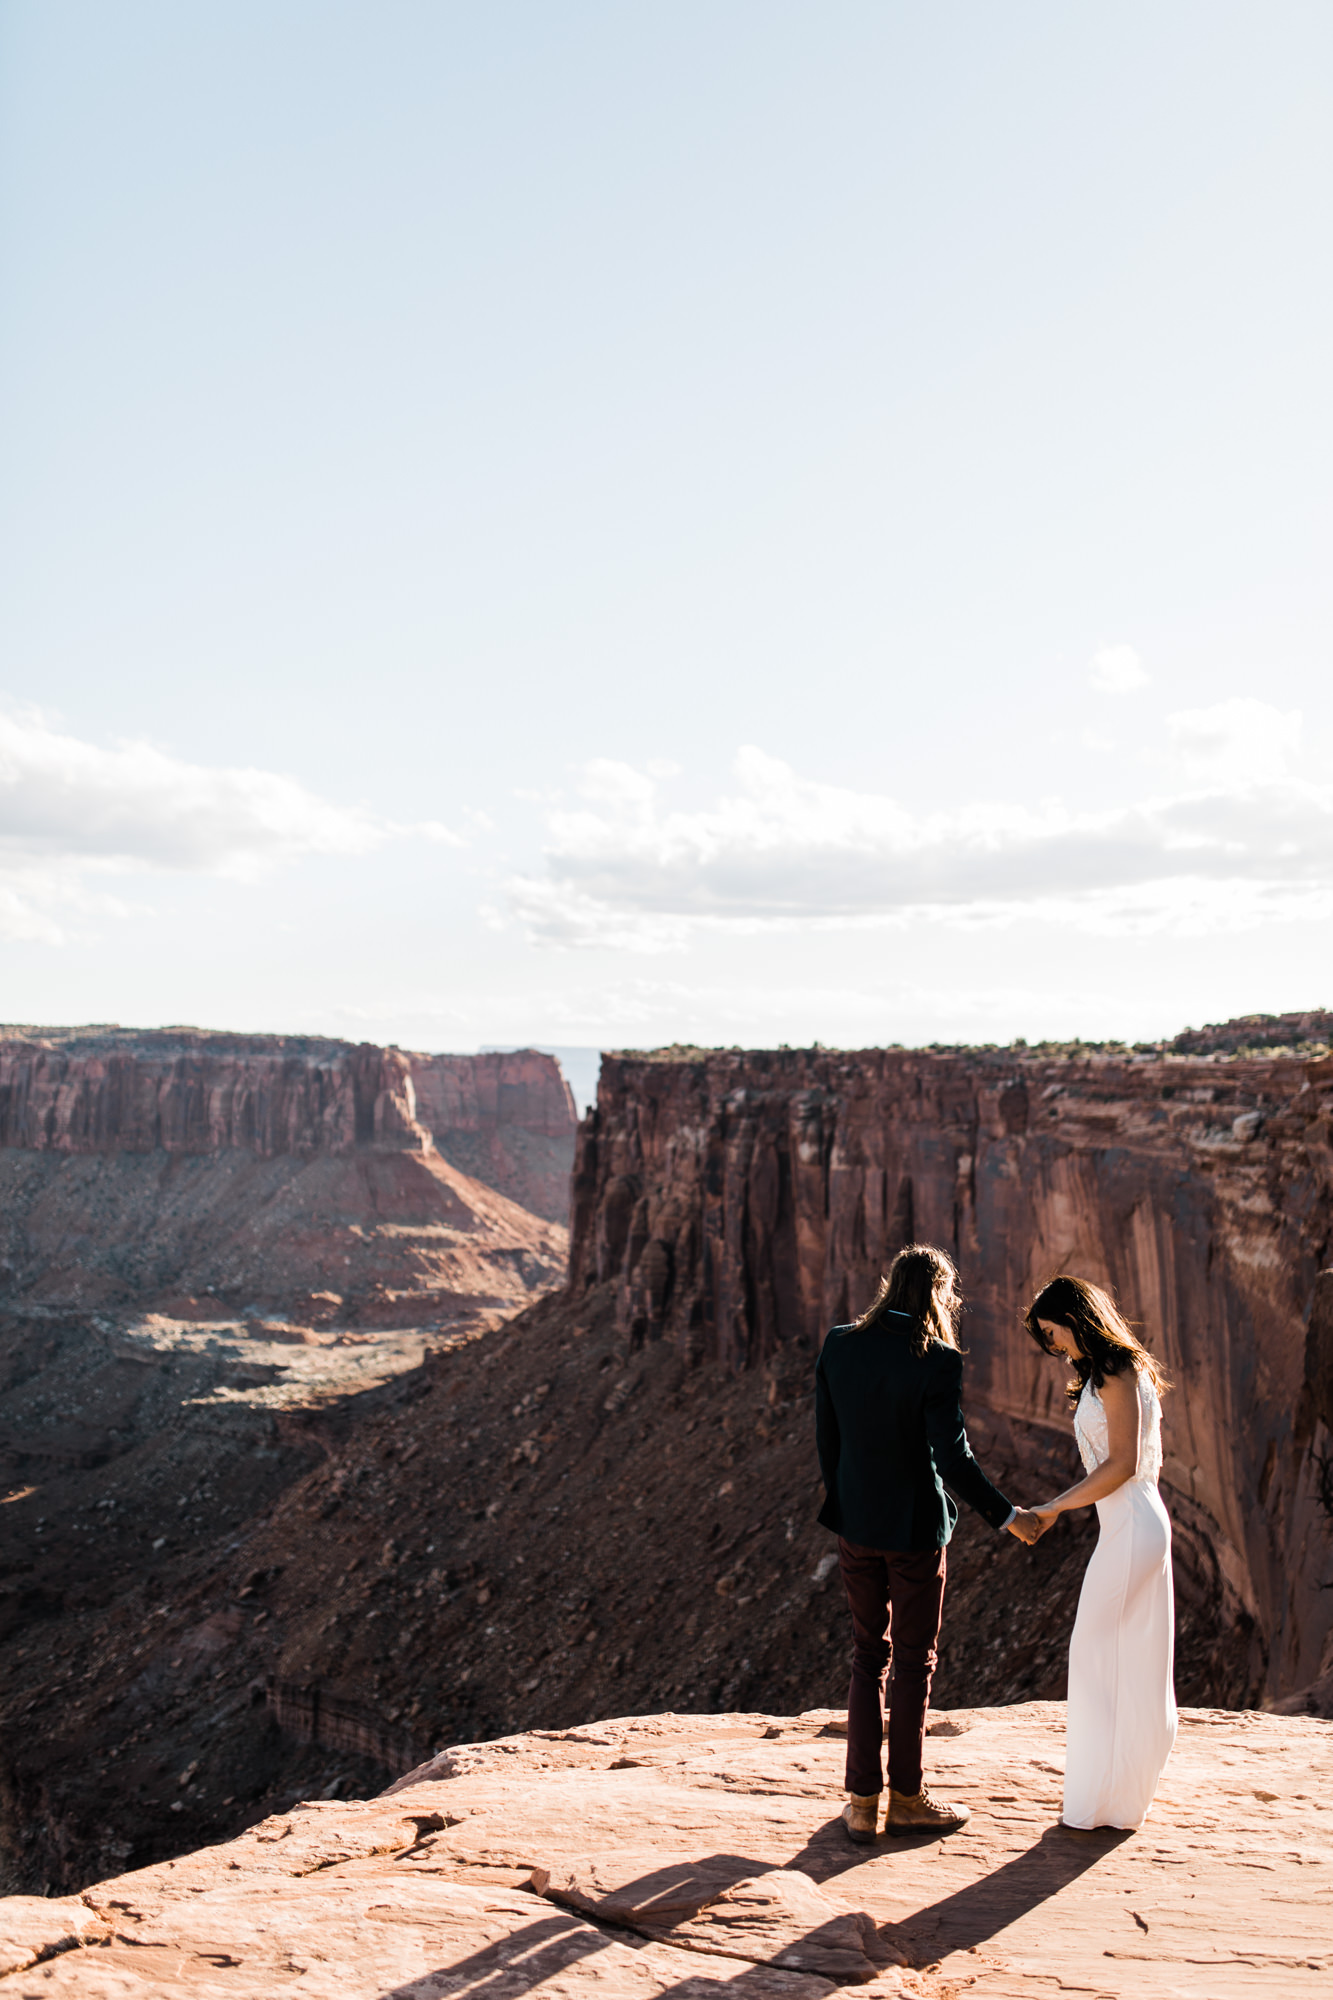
1007,1505,1057,1545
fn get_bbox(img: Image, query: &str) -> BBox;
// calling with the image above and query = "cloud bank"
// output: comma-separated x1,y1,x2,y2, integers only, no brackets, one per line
508,700,1333,950
0,710,455,942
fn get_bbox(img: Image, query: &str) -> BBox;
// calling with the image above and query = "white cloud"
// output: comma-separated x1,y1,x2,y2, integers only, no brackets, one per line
0,709,460,943
505,704,1333,948
1165,695,1301,786
1089,644,1149,694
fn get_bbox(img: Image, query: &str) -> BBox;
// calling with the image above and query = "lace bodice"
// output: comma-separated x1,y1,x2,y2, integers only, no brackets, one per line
1073,1368,1163,1485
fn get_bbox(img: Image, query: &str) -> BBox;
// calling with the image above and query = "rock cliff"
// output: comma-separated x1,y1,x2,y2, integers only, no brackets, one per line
408,1049,578,1222
0,1028,430,1158
2,1702,1329,1998
0,1028,572,1320
571,1040,1333,1708
0,1030,578,1220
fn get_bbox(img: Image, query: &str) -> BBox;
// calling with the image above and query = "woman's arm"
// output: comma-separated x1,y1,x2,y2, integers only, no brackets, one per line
1034,1369,1141,1523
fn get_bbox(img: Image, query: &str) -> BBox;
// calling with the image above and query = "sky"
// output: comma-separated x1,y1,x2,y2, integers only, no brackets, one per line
1,1,1330,1058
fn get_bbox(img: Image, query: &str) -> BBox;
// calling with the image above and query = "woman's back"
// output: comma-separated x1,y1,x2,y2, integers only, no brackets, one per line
1073,1368,1163,1486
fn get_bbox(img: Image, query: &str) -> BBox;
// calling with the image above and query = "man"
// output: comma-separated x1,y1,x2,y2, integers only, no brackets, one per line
815,1243,1040,1842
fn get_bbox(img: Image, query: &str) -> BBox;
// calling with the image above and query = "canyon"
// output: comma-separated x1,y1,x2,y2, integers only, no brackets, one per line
0,1013,1330,1907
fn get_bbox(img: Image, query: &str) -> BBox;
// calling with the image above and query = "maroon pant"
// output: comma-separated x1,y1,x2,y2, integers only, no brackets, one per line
837,1538,947,1797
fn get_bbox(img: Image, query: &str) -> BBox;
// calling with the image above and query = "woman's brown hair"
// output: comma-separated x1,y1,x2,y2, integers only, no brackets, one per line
1024,1274,1169,1405
851,1244,961,1357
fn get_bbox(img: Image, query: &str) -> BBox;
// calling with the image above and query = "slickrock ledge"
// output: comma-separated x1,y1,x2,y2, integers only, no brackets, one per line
2,1703,1330,1998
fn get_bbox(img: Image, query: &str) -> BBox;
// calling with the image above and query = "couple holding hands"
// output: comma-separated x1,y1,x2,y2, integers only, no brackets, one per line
815,1244,1176,1841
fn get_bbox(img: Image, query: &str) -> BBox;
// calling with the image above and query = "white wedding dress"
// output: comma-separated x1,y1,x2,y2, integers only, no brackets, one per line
1063,1368,1177,1829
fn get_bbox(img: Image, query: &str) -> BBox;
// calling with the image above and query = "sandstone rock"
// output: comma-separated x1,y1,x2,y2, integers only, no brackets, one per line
0,1895,101,1979
541,1859,890,1981
0,1029,432,1158
0,1034,576,1894
0,1027,578,1229
0,1029,570,1323
1305,1269,1333,1434
408,1050,578,1223
2,1704,1328,1998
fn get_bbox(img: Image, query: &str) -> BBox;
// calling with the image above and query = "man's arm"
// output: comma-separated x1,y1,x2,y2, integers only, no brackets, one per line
924,1348,1014,1531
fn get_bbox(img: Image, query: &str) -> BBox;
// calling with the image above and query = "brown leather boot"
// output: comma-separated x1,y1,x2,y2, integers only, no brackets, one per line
840,1791,881,1844
886,1785,971,1834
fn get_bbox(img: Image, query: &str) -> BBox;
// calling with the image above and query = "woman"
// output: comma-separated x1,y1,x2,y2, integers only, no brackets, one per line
816,1244,1040,1841
1026,1275,1177,1831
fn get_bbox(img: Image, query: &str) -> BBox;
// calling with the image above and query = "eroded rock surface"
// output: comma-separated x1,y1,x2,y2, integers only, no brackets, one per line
3,1704,1330,1998
408,1050,578,1224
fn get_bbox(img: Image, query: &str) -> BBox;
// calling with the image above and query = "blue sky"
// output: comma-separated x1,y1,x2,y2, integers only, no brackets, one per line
1,1,1330,1051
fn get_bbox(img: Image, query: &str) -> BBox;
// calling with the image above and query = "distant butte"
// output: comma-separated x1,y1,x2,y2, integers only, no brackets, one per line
0,1029,576,1328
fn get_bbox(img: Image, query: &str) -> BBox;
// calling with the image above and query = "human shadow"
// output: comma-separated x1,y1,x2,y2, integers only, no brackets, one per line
372,1849,896,1997
889,1824,1132,1962
541,1850,779,1925
373,1827,1127,1994
374,1910,612,2000
779,1812,1131,1960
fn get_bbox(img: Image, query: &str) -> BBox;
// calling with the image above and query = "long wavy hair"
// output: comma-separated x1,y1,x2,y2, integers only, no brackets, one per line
1024,1274,1169,1405
851,1244,961,1357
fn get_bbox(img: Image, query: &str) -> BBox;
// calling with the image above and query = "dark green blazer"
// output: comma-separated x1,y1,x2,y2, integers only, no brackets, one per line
815,1309,1013,1550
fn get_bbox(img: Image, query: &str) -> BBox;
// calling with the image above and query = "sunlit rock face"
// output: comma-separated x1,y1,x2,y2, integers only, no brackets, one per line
407,1048,578,1223
572,1040,1333,1707
0,1027,431,1156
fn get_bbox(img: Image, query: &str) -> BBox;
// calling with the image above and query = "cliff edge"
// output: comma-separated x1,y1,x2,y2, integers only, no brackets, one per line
2,1702,1328,1998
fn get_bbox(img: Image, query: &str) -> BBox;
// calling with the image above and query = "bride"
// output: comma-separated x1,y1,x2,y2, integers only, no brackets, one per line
1025,1275,1177,1831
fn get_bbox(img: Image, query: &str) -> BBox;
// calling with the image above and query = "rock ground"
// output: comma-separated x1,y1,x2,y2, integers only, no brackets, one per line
1,1702,1329,1998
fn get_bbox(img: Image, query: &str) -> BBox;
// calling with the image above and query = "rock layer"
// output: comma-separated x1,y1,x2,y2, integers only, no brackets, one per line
572,1044,1333,1708
0,1029,429,1158
409,1049,578,1223
0,1029,578,1220
2,1703,1330,1998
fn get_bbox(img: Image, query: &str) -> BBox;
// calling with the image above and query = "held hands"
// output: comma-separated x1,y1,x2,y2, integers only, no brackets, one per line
1007,1505,1056,1546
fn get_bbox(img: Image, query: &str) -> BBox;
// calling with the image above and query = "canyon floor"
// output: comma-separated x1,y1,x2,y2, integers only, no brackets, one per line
3,1701,1329,1998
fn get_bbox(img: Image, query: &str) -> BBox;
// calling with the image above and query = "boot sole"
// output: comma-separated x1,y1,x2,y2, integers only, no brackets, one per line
886,1818,969,1835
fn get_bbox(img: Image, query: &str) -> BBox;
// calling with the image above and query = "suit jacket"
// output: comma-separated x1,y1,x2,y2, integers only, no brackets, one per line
815,1309,1012,1549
